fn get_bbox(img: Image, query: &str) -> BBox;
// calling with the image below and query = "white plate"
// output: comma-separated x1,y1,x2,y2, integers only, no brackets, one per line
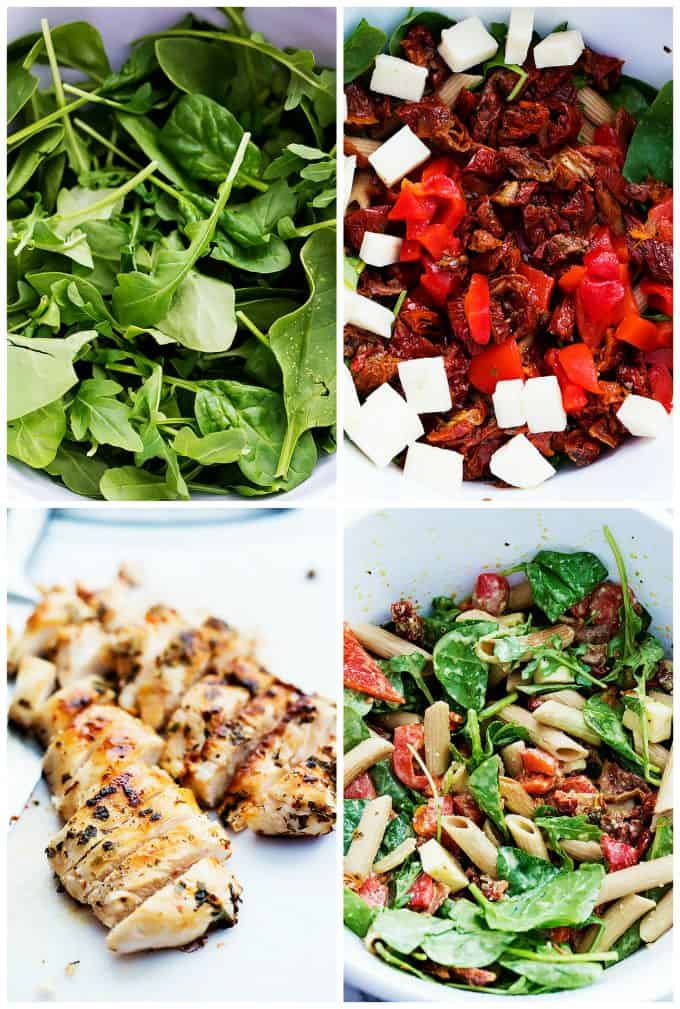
343,6,673,504
344,506,673,1003
7,509,339,1002
7,6,336,506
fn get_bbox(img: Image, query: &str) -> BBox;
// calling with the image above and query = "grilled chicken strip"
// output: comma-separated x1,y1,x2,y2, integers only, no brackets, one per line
87,818,231,928
8,656,57,731
34,676,116,747
53,621,115,687
113,606,188,714
8,587,94,674
106,857,242,954
224,695,336,836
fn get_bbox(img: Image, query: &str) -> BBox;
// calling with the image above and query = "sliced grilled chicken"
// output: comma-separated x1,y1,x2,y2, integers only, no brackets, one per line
8,587,94,674
113,606,188,714
106,857,242,954
224,695,336,836
53,620,115,687
135,627,213,731
34,676,116,747
43,705,161,814
76,565,141,631
88,818,231,928
161,675,251,786
8,656,57,731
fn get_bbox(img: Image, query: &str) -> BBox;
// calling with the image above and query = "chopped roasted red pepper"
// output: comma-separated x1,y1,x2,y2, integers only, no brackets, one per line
654,321,673,349
392,723,431,793
464,273,491,345
399,238,422,262
389,183,436,223
421,156,459,181
583,249,620,280
517,262,554,312
616,314,659,351
558,265,586,293
518,773,555,795
343,624,405,704
357,875,389,908
344,772,377,800
648,362,673,412
469,338,523,394
558,343,601,393
601,834,641,872
418,223,460,260
521,748,558,775
420,268,455,306
545,348,588,413
640,280,673,317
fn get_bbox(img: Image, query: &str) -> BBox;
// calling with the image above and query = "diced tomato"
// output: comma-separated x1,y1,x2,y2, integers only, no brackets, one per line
558,343,600,393
469,338,523,394
559,265,586,293
343,624,405,704
464,273,491,345
418,223,460,260
615,314,659,351
518,773,555,796
640,280,673,317
344,772,377,800
392,723,431,793
601,835,641,872
647,194,673,243
399,238,421,262
517,263,554,312
560,775,598,794
413,795,455,839
521,748,558,776
358,874,389,908
473,572,509,615
545,348,588,413
648,362,673,412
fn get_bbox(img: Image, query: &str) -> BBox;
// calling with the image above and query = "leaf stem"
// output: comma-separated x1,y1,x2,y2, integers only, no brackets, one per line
40,19,88,175
479,693,518,720
63,82,138,113
505,947,618,963
236,311,269,346
8,95,91,148
53,161,159,227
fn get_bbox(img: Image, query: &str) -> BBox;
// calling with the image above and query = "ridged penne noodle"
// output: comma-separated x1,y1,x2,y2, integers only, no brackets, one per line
506,814,549,859
560,757,587,773
456,610,524,628
419,838,469,892
483,819,501,848
561,839,602,862
579,86,616,126
375,711,422,730
508,580,533,611
649,741,670,771
349,169,373,210
373,838,417,874
640,888,673,943
578,118,596,144
344,135,381,160
344,734,394,787
437,72,483,107
500,775,535,818
443,762,469,795
654,746,673,820
344,795,392,882
499,704,587,762
533,700,601,745
442,815,498,877
521,624,575,651
424,700,450,775
501,741,526,778
349,623,431,667
598,855,673,904
579,894,656,952
546,689,586,710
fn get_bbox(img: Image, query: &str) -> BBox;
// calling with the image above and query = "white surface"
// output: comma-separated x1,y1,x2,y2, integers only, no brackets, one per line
344,507,673,1003
7,509,338,1002
7,6,336,506
343,6,674,504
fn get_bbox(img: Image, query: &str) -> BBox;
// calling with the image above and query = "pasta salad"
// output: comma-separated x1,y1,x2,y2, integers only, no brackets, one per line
343,528,672,994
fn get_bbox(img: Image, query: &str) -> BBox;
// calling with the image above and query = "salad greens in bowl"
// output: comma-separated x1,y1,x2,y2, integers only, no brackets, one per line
7,7,336,501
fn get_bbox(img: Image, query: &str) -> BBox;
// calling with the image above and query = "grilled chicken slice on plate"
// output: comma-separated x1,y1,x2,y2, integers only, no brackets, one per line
8,587,94,674
33,676,116,747
76,566,141,631
224,695,336,836
113,606,188,714
106,857,242,954
88,818,231,928
53,620,115,687
8,656,57,731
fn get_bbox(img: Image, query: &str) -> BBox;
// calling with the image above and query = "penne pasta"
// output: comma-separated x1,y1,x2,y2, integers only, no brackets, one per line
344,734,394,787
424,700,450,776
507,580,533,611
500,775,535,818
442,815,498,877
419,838,469,892
580,894,656,952
598,855,673,904
506,815,549,860
350,623,431,667
561,839,603,862
443,762,469,795
654,746,673,821
500,741,526,779
639,888,673,943
344,135,381,160
344,795,392,882
375,711,422,730
437,73,483,107
373,838,417,874
483,819,502,849
649,741,670,771
546,689,586,710
579,85,616,126
499,704,587,762
533,700,601,745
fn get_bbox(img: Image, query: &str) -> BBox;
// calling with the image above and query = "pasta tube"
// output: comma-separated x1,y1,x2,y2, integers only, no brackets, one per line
546,689,586,710
483,819,502,848
419,838,468,892
499,704,587,762
561,839,603,862
424,700,450,775
501,741,526,778
442,815,498,877
437,73,483,107
598,855,673,904
500,775,535,818
533,700,601,745
639,888,673,943
506,814,549,859
579,85,616,126
344,795,392,882
350,623,431,666
344,135,381,159
580,894,656,952
654,746,672,821
373,838,417,874
344,734,394,787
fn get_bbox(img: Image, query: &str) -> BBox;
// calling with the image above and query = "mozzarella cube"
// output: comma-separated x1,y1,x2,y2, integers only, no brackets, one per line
523,376,567,433
490,433,556,489
623,700,673,744
368,126,430,188
505,8,534,65
370,54,428,102
398,357,452,413
359,232,403,268
345,383,424,468
403,442,463,495
616,394,668,437
344,155,356,211
533,29,584,69
419,839,468,893
493,379,526,429
344,289,393,339
438,18,499,73
342,364,361,421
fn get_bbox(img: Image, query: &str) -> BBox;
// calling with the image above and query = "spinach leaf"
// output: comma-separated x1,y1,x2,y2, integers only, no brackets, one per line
468,755,506,833
154,38,228,101
388,11,454,57
343,798,367,854
520,550,608,622
344,19,387,83
379,814,414,858
392,856,421,909
422,596,461,649
7,126,64,199
116,113,194,189
99,466,180,501
370,759,418,815
8,62,38,122
583,695,646,776
534,815,602,867
370,908,453,955
344,887,375,938
381,652,433,706
344,705,369,753
496,846,560,896
477,863,605,933
609,75,655,119
8,330,95,421
433,620,498,711
70,377,143,452
222,180,297,248
154,272,238,352
609,923,641,964
15,21,111,82
623,81,673,185
212,232,291,274
500,957,603,991
173,427,246,465
7,399,66,469
423,924,513,969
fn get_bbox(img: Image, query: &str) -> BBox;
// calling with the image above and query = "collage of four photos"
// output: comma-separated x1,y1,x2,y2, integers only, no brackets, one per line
5,3,675,1005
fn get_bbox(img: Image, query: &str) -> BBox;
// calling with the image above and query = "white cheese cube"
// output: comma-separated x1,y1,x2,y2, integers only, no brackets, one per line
398,356,452,413
490,433,556,489
493,379,526,429
533,29,584,69
419,838,468,893
523,375,567,433
345,383,424,468
623,700,673,744
342,364,361,421
359,232,403,268
438,18,499,73
616,394,668,437
344,155,356,212
368,126,430,188
344,289,393,339
505,8,534,65
403,442,463,495
370,54,428,102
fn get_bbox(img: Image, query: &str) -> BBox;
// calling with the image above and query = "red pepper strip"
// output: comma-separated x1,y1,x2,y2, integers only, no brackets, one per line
389,183,437,223
576,275,625,348
647,194,673,242
344,772,377,800
343,624,405,704
616,315,659,351
392,723,430,792
545,348,588,413
640,280,673,316
357,875,389,908
560,775,598,794
464,273,491,345
601,835,641,872
558,343,601,393
518,773,555,796
517,262,554,312
558,265,586,293
648,363,673,412
407,873,442,912
399,238,421,262
469,337,523,394
418,223,459,260
654,321,673,349
521,748,558,775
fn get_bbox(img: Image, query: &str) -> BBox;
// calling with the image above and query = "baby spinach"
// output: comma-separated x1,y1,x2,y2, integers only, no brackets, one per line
468,755,506,834
379,814,415,859
534,815,602,868
344,19,387,83
154,38,228,101
423,924,513,968
433,620,498,711
623,81,673,185
500,957,603,991
344,705,369,752
515,549,608,622
369,759,418,815
392,857,422,909
475,863,604,932
496,847,560,896
343,798,367,854
8,62,38,122
371,908,453,955
388,11,454,57
173,427,246,465
583,694,647,777
344,887,375,938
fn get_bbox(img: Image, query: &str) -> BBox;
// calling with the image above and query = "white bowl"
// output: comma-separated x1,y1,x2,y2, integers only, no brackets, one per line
8,6,336,505
344,506,673,1003
343,6,673,504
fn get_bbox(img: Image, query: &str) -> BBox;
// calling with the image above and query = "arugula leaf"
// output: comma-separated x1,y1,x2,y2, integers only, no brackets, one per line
422,595,461,649
344,19,387,83
392,856,422,909
70,377,143,452
7,399,66,468
8,330,95,421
